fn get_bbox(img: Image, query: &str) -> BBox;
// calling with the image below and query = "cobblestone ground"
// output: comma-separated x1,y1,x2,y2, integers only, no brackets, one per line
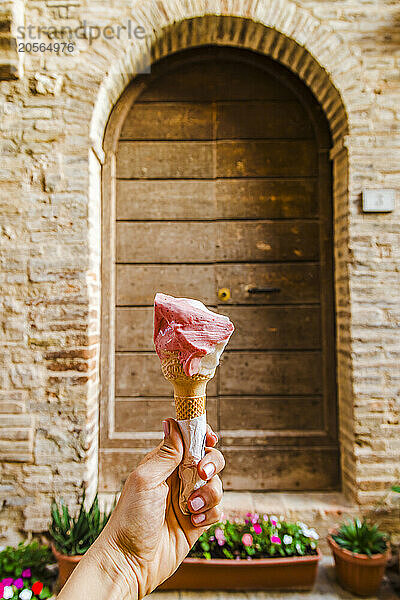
144,558,397,600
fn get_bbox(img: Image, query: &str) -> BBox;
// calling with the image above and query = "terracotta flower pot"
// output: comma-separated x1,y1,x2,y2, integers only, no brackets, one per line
51,543,83,588
159,550,321,591
327,533,390,596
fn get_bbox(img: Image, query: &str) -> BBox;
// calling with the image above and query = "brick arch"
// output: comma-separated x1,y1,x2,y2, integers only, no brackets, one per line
97,13,356,499
92,11,359,157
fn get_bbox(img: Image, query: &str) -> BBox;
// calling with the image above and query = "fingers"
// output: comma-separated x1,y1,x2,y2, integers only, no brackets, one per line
191,505,222,527
205,424,218,448
197,446,225,481
188,474,223,517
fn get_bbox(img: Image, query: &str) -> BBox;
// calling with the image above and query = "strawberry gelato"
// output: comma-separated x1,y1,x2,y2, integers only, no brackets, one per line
154,293,234,377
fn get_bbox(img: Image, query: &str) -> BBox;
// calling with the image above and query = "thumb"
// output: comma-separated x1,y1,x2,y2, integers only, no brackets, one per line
136,419,183,487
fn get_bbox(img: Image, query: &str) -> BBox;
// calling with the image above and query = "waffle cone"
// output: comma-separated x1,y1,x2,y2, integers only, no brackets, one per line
161,351,212,420
175,395,206,420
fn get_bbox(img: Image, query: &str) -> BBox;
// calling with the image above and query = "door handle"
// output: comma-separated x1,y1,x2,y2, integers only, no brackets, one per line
247,287,281,294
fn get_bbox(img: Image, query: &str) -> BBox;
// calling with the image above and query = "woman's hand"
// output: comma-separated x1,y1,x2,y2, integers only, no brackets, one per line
58,418,224,600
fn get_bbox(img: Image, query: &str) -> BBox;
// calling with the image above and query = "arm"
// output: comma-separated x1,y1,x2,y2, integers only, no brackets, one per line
57,419,224,600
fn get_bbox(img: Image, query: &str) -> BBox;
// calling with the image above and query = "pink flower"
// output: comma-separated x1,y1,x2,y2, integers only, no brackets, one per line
242,533,253,547
251,513,259,524
271,535,282,544
215,527,226,546
246,512,253,518
22,568,31,578
253,523,262,535
14,577,24,589
0,583,4,596
1,578,13,586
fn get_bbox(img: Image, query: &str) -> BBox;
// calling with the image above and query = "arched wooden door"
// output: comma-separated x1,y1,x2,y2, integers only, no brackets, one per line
100,47,339,492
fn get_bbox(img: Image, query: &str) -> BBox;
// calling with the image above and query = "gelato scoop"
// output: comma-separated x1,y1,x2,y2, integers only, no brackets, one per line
154,292,234,377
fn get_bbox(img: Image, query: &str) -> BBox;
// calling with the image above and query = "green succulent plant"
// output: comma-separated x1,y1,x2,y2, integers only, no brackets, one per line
332,518,388,557
49,491,115,556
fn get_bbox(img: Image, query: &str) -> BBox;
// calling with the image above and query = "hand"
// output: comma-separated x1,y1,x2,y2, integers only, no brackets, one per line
58,418,224,600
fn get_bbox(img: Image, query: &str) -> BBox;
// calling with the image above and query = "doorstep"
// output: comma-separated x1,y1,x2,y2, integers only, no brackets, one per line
221,492,358,554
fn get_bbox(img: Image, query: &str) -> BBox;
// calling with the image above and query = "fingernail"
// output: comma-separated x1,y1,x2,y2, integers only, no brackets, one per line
203,463,215,479
190,496,205,512
192,513,206,524
162,420,169,438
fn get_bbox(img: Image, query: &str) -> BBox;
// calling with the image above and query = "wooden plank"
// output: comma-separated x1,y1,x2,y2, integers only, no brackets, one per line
116,306,321,351
216,263,320,304
218,221,319,262
217,101,313,139
116,222,216,263
222,447,340,490
116,264,215,306
120,102,213,140
116,179,318,221
117,141,214,179
217,141,317,177
100,447,340,491
114,397,218,432
216,179,318,219
139,61,293,102
116,307,154,351
219,306,321,349
219,351,322,395
115,353,218,397
116,180,215,220
117,221,318,263
219,396,323,432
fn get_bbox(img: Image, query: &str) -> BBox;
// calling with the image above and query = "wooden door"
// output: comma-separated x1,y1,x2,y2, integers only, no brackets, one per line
100,47,339,492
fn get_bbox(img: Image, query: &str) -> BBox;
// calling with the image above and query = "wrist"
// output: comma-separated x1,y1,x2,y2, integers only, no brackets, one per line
57,535,139,600
87,536,140,600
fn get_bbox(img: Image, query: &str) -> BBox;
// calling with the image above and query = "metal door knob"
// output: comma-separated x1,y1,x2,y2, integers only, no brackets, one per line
218,288,231,301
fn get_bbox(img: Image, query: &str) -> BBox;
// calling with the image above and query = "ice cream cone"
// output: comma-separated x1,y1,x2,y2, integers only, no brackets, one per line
161,351,215,514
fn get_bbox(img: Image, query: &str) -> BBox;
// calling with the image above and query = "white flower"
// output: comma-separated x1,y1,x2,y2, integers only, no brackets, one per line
3,586,14,600
19,591,33,600
295,542,302,552
270,515,279,524
310,541,316,549
308,528,319,540
283,535,293,545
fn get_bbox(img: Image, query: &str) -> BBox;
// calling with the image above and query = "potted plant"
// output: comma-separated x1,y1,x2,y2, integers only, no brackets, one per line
328,518,390,596
48,491,114,588
159,513,321,590
0,540,55,599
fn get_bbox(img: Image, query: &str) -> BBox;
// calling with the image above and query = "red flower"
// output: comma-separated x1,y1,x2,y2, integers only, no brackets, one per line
242,533,253,547
32,581,44,595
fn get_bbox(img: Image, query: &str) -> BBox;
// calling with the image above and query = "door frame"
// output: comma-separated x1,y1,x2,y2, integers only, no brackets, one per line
100,46,338,486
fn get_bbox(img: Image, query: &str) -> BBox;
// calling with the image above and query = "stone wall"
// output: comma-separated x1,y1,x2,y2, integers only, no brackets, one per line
0,0,399,542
